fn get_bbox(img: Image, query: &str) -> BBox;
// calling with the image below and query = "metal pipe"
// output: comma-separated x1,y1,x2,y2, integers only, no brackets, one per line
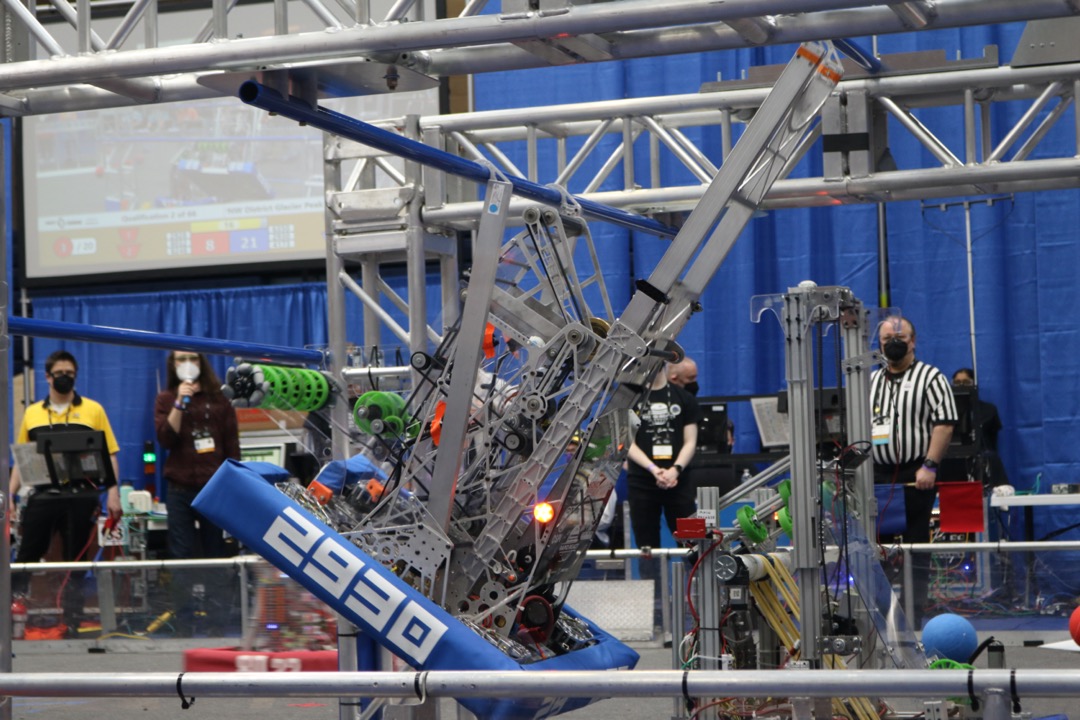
105,0,157,49
240,81,678,237
834,37,883,73
76,0,91,54
637,115,713,183
374,277,443,346
373,156,408,186
47,0,106,50
554,118,614,186
338,271,412,345
666,125,719,177
424,0,1080,77
298,0,344,30
1012,94,1074,162
964,88,976,164
4,669,1080,699
4,0,1072,95
7,316,323,365
482,140,527,180
0,101,11,720
194,0,239,44
420,155,1080,224
341,365,414,381
1075,80,1080,155
987,80,1065,162
14,55,1080,122
382,0,416,23
458,0,488,17
9,537,1079,574
890,0,936,29
670,561,686,719
0,0,65,57
964,201,977,378
582,131,634,194
877,95,962,167
211,0,229,41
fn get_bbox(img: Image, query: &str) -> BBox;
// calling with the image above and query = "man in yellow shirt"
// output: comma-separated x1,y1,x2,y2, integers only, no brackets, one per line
9,350,121,636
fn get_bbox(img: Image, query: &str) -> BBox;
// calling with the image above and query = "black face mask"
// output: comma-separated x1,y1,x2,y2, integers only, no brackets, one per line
683,381,700,396
882,338,909,362
51,374,75,394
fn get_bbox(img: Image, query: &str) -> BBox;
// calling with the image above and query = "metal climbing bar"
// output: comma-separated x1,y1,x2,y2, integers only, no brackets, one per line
8,316,324,365
237,81,680,238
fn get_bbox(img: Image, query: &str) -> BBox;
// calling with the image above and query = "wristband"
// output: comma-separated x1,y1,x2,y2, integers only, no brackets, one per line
174,401,186,411
647,464,658,473
922,463,938,473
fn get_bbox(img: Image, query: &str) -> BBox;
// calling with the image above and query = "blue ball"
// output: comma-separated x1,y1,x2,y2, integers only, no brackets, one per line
922,613,978,662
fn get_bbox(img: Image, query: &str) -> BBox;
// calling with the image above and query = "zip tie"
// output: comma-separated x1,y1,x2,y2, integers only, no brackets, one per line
681,669,693,712
1010,668,1021,713
967,669,980,711
403,670,429,706
176,672,195,710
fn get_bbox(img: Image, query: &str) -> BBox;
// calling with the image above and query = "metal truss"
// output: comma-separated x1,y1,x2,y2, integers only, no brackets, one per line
0,0,1078,116
319,46,1080,244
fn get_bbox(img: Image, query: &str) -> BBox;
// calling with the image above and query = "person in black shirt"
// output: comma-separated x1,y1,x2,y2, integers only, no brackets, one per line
952,367,1007,486
627,367,701,548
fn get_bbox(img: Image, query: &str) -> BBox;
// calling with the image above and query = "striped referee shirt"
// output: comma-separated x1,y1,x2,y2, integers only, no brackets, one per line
870,359,958,465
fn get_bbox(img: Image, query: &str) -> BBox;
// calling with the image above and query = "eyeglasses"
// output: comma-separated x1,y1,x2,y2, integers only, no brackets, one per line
174,354,200,362
50,370,76,379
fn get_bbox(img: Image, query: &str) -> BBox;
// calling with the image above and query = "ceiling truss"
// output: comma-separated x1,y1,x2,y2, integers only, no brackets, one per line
322,47,1080,239
1,0,1079,117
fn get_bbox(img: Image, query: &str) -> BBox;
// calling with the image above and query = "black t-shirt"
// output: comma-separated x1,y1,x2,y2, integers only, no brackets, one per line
628,383,701,481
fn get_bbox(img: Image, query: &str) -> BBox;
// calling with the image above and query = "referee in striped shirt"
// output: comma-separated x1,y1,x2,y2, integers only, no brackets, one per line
870,316,957,622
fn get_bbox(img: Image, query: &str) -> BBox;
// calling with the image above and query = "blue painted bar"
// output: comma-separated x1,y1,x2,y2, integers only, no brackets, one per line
238,81,679,238
9,316,324,365
834,38,884,73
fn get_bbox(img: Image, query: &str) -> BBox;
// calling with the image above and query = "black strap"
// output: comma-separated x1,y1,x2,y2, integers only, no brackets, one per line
405,671,429,706
967,669,980,711
1010,668,1022,713
681,670,693,712
176,672,195,710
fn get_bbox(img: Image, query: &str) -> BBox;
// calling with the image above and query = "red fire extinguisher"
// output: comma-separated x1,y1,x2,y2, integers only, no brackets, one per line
11,597,27,640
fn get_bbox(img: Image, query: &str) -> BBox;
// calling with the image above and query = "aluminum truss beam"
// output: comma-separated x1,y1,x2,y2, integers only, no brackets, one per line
321,54,1080,234
1,0,1078,116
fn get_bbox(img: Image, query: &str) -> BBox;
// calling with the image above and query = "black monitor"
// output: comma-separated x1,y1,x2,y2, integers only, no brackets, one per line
35,430,116,491
950,385,980,448
696,398,730,455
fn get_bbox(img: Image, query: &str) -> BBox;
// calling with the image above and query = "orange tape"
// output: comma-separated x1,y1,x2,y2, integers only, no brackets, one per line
817,63,842,84
796,46,822,65
483,323,497,359
431,400,446,447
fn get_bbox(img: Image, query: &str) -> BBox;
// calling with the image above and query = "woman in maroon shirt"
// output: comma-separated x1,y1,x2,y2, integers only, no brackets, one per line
153,350,240,632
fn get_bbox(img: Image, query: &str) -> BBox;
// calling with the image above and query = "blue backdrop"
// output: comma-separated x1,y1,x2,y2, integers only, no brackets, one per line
16,21,1080,592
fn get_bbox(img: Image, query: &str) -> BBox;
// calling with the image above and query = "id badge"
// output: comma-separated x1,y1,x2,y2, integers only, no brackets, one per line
871,420,891,446
194,435,216,454
653,444,673,460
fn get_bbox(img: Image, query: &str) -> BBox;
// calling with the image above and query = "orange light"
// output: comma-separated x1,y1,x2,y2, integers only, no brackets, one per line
533,502,556,524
